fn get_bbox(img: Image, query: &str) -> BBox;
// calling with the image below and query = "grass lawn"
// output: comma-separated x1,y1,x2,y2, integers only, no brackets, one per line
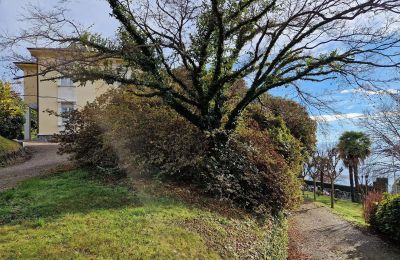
0,170,273,259
304,191,366,226
0,135,21,156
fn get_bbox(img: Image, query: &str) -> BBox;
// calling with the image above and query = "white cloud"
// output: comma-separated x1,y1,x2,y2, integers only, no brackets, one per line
311,113,365,122
340,88,400,95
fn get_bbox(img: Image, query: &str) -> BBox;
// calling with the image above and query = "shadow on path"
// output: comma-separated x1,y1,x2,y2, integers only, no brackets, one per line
289,201,400,260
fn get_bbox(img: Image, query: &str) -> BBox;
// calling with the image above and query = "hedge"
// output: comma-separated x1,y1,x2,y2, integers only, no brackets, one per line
373,194,400,242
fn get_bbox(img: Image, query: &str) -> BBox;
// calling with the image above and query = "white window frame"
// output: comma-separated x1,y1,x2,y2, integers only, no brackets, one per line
58,102,76,126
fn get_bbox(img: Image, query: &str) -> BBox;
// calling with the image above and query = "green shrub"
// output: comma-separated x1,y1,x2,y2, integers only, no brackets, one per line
372,193,400,241
0,81,25,139
57,88,315,217
250,94,316,155
195,126,303,216
96,90,207,179
54,103,120,175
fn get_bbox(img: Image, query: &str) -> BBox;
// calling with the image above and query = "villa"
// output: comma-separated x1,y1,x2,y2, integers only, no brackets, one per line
15,47,114,141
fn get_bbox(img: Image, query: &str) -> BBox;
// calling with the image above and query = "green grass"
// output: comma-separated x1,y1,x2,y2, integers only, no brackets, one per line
0,135,21,156
0,170,272,259
304,191,366,226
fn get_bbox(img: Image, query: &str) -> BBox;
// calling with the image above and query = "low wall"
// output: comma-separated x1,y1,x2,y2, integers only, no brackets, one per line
304,180,374,193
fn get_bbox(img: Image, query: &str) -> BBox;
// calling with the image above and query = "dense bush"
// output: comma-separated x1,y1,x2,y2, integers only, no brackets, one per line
55,103,120,174
372,194,400,241
194,113,305,215
0,81,25,139
250,95,316,155
196,132,298,216
58,88,316,217
363,191,383,224
92,89,207,178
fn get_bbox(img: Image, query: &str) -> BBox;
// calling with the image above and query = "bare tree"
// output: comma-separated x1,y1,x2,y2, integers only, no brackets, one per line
361,94,400,170
325,147,344,208
2,0,400,145
304,151,322,201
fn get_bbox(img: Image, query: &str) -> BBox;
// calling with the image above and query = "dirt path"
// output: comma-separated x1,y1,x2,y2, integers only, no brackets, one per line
0,142,70,191
289,201,400,260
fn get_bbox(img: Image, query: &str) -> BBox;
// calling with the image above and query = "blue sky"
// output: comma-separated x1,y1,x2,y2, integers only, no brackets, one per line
1,0,398,187
269,80,372,143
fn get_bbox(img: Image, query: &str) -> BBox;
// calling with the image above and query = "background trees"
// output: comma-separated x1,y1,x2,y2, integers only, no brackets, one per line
360,94,400,188
0,81,25,139
338,131,371,202
304,147,343,207
324,148,344,208
304,151,321,201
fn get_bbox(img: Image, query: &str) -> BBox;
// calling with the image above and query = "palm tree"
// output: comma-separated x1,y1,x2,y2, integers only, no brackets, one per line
337,131,371,202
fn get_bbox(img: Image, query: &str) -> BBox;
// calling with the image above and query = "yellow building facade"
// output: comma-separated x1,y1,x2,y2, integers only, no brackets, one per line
15,48,113,140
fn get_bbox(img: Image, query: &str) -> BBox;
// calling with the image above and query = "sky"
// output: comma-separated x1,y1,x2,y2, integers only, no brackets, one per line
1,0,398,187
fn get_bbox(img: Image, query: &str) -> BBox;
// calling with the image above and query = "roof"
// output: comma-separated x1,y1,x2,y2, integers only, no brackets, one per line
14,62,37,70
27,47,69,51
14,61,37,65
14,45,124,72
27,47,72,58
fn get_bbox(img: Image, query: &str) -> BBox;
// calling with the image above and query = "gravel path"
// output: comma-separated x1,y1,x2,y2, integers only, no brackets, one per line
289,201,400,260
0,142,70,191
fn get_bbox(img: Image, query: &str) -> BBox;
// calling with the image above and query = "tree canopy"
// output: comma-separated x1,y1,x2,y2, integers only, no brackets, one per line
338,131,371,167
3,0,400,134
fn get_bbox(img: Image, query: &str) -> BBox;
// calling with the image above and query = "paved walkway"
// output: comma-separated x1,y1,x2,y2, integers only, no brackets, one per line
0,142,70,191
289,202,400,260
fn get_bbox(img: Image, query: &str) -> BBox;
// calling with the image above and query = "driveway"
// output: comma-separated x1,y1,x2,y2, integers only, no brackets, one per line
0,142,70,191
289,202,400,260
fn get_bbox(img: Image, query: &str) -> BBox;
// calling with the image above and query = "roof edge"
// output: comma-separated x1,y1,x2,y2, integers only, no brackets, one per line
14,62,38,70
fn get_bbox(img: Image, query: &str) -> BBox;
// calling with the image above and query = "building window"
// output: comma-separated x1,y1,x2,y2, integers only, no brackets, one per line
59,77,74,87
60,102,75,124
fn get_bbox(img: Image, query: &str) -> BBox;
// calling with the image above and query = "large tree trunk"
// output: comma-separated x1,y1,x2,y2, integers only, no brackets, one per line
206,129,230,151
354,164,360,202
331,180,335,208
349,165,355,202
365,175,369,195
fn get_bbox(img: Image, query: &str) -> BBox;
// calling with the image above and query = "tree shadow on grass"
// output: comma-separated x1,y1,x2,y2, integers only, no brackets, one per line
0,170,140,225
